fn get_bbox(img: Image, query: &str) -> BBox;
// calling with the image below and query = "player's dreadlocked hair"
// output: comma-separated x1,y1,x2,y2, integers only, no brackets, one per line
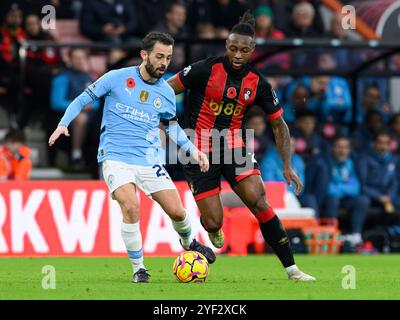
230,10,256,37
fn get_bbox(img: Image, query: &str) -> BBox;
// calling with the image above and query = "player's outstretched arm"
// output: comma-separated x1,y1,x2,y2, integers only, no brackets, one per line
269,116,303,194
48,91,92,147
48,70,114,147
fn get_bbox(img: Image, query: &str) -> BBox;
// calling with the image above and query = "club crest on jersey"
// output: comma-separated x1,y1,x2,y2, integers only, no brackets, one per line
153,97,162,109
271,88,279,106
139,90,149,103
227,87,237,99
243,88,252,101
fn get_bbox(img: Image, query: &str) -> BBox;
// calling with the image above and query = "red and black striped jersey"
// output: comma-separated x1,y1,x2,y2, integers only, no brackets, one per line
176,56,283,151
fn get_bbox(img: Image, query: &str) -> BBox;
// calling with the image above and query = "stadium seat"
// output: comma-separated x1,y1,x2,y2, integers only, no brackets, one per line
48,19,92,64
275,192,316,218
49,19,91,44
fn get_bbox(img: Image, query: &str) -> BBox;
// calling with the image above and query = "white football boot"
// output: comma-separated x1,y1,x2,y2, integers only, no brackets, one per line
288,269,316,281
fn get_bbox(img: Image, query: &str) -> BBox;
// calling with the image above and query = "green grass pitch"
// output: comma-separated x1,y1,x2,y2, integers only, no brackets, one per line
1,255,400,300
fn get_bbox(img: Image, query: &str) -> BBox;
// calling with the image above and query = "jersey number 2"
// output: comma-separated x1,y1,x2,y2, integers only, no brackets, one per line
152,165,170,179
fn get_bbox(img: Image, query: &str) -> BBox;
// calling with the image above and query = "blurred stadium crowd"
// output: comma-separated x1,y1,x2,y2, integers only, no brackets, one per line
1,0,400,249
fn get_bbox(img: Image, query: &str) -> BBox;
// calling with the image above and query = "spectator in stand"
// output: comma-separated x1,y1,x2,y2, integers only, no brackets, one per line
390,53,400,71
359,84,381,122
358,131,399,226
24,13,61,65
252,4,289,70
196,22,216,39
389,113,400,155
0,3,26,117
328,13,347,39
261,137,305,195
356,84,393,124
352,110,385,153
215,27,230,39
153,0,188,71
80,0,138,43
0,1,19,25
283,1,325,38
209,0,248,31
315,53,348,138
267,76,293,114
254,5,284,39
154,1,189,39
291,109,328,162
0,1,62,22
318,52,336,71
273,0,325,37
192,22,223,60
0,2,25,60
0,128,32,180
302,136,369,246
49,48,100,168
6,0,77,18
186,0,212,35
326,13,362,70
16,13,63,129
135,0,167,37
282,84,310,125
244,107,271,163
357,77,390,120
298,76,353,127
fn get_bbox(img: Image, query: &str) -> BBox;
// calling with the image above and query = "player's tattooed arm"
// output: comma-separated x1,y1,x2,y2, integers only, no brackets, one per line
269,116,291,166
269,116,303,194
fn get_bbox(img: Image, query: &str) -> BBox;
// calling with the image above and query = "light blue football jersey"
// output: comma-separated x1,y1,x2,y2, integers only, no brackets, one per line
59,66,188,166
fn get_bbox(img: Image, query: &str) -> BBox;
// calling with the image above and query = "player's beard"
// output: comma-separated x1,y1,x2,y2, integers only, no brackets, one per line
145,60,165,79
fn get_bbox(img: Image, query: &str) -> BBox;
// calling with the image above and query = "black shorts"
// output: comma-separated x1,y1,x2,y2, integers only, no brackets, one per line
183,147,260,201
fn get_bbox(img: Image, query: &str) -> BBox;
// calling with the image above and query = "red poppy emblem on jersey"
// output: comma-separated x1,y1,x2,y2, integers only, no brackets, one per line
227,87,237,99
126,77,135,88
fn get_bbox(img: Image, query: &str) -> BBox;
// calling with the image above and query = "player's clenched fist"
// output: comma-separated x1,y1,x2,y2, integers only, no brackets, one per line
48,125,70,146
192,149,209,173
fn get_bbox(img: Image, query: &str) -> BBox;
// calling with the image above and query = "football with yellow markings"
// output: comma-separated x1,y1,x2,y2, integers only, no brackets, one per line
173,251,209,283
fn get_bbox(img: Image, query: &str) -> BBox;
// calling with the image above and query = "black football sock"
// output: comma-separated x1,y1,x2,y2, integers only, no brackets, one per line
255,207,295,268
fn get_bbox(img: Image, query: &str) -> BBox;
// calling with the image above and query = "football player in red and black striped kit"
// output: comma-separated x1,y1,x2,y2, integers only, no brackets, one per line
168,12,315,280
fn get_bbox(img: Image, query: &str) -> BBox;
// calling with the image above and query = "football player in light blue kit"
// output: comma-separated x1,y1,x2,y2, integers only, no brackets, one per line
49,32,216,283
